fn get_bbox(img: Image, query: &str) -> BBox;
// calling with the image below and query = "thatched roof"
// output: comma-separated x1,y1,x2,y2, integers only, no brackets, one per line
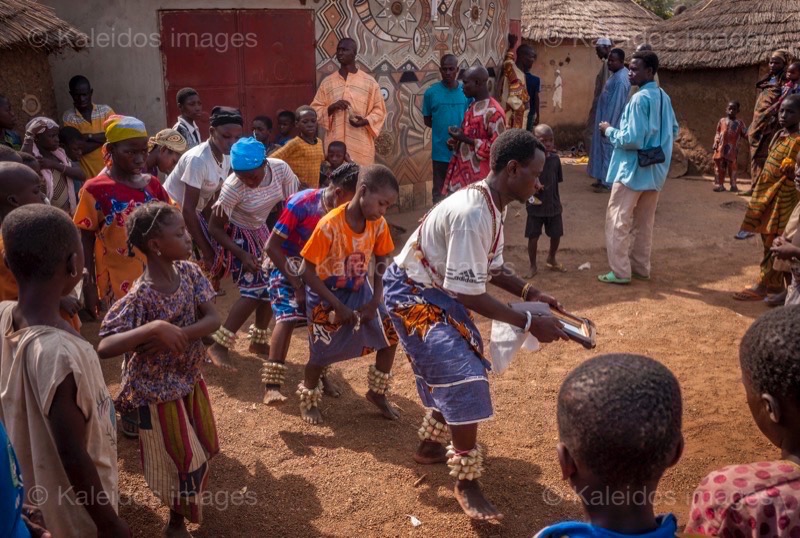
0,0,86,53
625,0,800,70
521,0,661,43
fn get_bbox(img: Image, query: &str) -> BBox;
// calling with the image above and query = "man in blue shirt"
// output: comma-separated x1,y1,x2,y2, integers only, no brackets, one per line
423,55,470,204
597,50,678,285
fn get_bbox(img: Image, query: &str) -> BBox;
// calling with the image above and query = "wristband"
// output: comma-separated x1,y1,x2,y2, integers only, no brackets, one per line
522,311,533,333
521,282,533,301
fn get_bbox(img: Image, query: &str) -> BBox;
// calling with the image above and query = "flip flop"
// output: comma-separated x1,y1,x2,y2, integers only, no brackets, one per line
598,272,631,285
732,288,767,301
546,262,567,273
632,272,650,281
713,186,726,192
734,230,755,240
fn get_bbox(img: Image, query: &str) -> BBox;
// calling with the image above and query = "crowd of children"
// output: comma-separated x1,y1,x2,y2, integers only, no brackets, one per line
2,50,800,538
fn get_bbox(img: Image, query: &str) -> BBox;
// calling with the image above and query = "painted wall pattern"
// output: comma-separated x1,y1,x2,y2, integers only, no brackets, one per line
312,0,509,202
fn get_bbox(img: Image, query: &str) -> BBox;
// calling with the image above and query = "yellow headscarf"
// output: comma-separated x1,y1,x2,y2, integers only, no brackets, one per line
104,115,148,144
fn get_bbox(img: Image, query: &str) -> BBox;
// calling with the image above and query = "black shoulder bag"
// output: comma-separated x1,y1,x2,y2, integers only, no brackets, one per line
637,89,667,167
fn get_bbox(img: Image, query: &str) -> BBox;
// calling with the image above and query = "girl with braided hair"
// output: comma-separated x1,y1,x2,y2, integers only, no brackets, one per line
98,201,221,537
262,162,359,404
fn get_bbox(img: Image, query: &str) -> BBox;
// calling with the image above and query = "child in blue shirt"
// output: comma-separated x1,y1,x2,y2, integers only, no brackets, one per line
535,353,683,538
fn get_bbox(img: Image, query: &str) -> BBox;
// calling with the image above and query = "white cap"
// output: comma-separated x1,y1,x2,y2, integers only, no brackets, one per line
595,37,612,46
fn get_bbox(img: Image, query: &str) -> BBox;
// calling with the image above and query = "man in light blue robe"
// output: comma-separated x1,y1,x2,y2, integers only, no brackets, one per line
588,49,631,191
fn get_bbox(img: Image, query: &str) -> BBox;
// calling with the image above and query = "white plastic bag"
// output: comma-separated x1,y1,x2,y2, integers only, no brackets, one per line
489,320,539,375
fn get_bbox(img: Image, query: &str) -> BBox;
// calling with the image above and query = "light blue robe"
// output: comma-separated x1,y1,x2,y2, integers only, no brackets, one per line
605,81,679,192
588,68,631,185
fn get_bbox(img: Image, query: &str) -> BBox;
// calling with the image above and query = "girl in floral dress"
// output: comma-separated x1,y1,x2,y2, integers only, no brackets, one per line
98,202,221,538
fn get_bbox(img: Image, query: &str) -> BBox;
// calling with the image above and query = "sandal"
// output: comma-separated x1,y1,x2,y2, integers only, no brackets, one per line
737,189,753,197
546,262,567,273
598,271,631,285
730,186,739,193
713,186,726,192
734,230,755,240
732,288,767,301
632,272,651,281
120,411,139,439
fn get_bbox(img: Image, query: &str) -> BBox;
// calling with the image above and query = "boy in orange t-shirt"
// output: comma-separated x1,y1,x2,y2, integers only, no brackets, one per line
297,164,400,425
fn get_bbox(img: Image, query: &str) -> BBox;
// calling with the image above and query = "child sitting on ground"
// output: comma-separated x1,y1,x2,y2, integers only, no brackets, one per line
535,353,682,538
525,124,565,277
271,106,326,188
0,205,129,537
263,162,360,404
98,202,221,538
685,306,800,537
297,164,400,425
712,101,748,192
319,140,348,187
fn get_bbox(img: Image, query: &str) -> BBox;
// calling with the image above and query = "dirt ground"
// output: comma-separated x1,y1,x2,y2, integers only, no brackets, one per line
84,163,780,537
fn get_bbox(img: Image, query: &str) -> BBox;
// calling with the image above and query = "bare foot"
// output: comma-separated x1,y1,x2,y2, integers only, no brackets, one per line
322,374,342,398
413,440,448,464
207,343,237,371
263,385,287,405
366,390,400,420
300,404,323,424
523,267,538,279
454,480,503,521
248,341,270,356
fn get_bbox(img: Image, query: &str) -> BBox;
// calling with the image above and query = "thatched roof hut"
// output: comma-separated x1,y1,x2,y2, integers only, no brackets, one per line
0,0,86,53
0,0,87,134
520,0,660,147
624,0,800,175
521,0,661,44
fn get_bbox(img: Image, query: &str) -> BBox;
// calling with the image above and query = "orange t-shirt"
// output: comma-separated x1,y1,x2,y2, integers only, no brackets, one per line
301,204,394,291
0,237,81,331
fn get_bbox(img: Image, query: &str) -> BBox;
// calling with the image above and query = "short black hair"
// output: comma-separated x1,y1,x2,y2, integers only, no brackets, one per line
740,306,800,405
253,115,273,130
328,140,347,152
68,75,90,93
558,354,683,488
0,145,22,163
490,129,546,172
59,126,83,146
360,164,399,194
17,152,38,171
126,201,181,256
176,87,199,107
2,205,79,282
632,50,659,74
518,44,536,57
329,162,360,193
783,94,800,109
277,110,296,122
790,61,800,69
295,105,316,119
609,48,625,62
441,54,458,65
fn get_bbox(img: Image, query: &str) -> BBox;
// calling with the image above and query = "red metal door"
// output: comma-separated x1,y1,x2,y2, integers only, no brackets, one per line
159,9,316,135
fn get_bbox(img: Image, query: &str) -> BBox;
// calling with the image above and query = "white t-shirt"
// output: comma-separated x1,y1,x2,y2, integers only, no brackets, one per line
164,141,231,211
395,180,505,295
213,158,299,229
0,302,118,538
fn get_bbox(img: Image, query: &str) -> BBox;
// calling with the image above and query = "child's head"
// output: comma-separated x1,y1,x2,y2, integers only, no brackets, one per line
491,129,547,203
230,137,267,188
726,101,741,119
252,115,272,144
740,306,800,449
277,110,296,137
148,129,188,175
2,204,83,295
295,106,318,140
26,117,61,153
177,87,203,121
355,164,399,221
779,94,800,130
0,95,16,131
0,162,46,219
126,202,191,261
533,124,556,153
328,162,360,208
104,115,149,176
557,354,683,494
17,152,41,177
326,141,347,170
789,62,800,83
59,126,84,161
0,145,22,164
